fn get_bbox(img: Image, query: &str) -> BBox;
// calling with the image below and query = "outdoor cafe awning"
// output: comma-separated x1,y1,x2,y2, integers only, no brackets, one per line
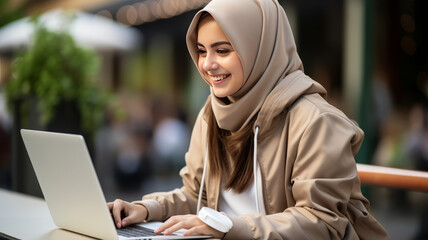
0,9,143,54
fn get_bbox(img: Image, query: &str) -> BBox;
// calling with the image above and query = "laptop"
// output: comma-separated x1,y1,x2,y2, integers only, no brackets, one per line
21,129,210,240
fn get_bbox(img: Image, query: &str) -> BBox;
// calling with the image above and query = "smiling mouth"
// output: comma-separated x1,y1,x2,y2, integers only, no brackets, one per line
210,74,230,82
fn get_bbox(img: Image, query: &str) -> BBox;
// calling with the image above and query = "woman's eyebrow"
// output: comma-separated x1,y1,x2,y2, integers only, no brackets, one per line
197,41,232,48
211,41,231,48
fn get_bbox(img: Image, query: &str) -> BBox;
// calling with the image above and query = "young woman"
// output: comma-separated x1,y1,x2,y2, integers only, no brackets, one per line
109,0,389,239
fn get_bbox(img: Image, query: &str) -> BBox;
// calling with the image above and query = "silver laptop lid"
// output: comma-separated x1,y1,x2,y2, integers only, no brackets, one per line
21,129,118,240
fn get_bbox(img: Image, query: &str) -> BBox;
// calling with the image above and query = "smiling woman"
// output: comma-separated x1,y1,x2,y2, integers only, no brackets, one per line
108,0,390,239
196,14,244,98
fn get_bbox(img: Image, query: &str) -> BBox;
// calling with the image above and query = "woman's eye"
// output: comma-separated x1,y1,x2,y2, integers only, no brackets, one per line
197,49,207,55
217,49,230,54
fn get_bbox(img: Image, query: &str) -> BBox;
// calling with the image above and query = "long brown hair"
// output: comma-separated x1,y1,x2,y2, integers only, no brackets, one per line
206,100,256,193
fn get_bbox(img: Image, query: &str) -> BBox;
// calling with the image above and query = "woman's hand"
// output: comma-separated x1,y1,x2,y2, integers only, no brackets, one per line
155,214,225,238
107,199,148,228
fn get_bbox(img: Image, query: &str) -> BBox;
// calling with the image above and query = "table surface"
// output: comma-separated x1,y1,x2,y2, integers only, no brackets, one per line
0,188,94,240
0,188,217,240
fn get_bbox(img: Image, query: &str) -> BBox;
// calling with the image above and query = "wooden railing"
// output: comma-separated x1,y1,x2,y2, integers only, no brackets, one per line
356,163,428,192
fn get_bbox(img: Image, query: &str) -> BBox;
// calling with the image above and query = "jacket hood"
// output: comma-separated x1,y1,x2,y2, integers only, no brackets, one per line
255,70,327,135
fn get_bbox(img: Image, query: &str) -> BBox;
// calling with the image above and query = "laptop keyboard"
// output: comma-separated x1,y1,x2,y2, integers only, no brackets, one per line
117,225,163,237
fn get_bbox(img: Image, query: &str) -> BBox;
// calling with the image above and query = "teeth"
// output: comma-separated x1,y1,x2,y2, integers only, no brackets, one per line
211,74,229,82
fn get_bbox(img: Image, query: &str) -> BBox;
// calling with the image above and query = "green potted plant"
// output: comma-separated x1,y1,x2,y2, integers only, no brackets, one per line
5,18,111,137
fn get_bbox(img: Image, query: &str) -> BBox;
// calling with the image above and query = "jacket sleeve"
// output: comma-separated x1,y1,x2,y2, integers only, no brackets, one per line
225,112,375,240
133,108,207,221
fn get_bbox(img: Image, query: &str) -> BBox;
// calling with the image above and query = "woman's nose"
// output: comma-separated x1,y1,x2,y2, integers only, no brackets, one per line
203,54,218,71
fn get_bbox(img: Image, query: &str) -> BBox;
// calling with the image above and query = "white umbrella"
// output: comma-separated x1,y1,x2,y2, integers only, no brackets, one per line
0,9,143,53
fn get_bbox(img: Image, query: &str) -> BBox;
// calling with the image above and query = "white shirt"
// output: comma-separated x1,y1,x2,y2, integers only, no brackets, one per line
217,166,266,217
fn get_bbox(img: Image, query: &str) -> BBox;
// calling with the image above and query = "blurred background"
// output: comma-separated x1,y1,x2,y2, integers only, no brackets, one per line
0,0,427,239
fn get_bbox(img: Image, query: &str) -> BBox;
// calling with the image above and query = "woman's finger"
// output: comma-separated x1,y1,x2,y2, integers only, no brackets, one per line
121,204,144,227
156,215,198,234
155,215,181,234
163,220,186,235
111,199,126,228
107,202,113,211
183,225,207,236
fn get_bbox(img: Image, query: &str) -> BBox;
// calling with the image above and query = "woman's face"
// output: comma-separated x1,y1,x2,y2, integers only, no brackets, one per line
197,15,244,98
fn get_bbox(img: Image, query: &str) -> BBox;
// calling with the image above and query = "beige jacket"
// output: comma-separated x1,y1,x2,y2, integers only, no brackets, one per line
136,71,389,239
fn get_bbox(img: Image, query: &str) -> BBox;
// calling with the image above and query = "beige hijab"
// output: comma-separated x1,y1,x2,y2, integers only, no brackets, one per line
186,0,303,132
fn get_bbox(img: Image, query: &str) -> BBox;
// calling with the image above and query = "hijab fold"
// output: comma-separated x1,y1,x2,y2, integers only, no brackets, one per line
186,0,303,132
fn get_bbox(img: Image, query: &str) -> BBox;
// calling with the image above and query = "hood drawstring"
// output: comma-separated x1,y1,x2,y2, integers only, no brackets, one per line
253,126,260,214
196,126,262,215
197,148,208,214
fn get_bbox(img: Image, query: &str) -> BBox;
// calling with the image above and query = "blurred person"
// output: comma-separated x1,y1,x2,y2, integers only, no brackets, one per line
373,110,408,169
405,103,428,171
150,99,191,175
114,126,152,189
95,92,154,191
152,117,190,174
372,110,410,210
108,0,389,239
404,104,428,240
